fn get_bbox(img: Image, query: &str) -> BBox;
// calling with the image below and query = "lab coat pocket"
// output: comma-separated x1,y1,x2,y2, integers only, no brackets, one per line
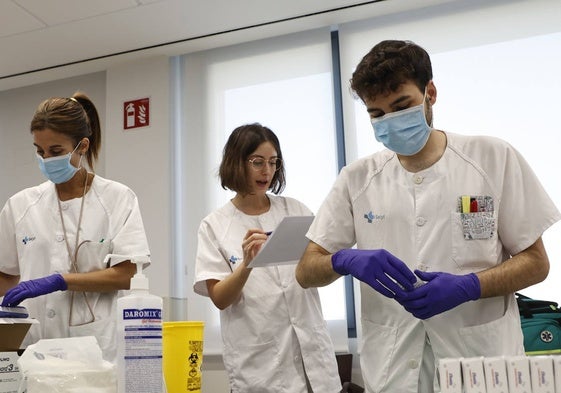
459,306,524,358
301,324,341,391
75,240,112,271
69,317,117,362
360,319,397,390
223,340,283,392
450,211,499,271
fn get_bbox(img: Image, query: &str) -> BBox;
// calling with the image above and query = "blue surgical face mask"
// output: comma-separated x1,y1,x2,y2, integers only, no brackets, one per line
371,98,431,156
36,142,82,184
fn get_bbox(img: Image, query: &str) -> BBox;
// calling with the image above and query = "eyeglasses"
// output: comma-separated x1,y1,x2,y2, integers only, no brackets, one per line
248,157,282,172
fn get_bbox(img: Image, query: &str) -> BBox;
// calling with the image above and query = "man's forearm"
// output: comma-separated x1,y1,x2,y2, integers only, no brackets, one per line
296,242,341,288
477,237,549,298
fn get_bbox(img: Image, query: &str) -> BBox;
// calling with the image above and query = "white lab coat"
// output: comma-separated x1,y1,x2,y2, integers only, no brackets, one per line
307,132,561,393
0,175,150,362
194,195,341,393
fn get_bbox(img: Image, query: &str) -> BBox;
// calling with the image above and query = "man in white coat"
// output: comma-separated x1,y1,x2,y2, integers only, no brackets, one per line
296,39,560,392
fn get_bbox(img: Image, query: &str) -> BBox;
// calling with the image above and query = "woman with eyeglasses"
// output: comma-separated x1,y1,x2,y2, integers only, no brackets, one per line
194,123,341,393
0,92,150,362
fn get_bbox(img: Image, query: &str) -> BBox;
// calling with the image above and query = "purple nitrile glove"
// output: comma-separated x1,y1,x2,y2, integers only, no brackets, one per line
398,270,481,319
331,249,417,298
1,273,67,307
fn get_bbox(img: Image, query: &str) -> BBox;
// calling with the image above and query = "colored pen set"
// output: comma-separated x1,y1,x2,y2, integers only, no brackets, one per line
461,196,478,213
459,195,494,214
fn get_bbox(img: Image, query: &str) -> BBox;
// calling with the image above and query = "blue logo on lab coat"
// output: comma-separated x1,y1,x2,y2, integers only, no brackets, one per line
22,236,36,245
364,211,385,223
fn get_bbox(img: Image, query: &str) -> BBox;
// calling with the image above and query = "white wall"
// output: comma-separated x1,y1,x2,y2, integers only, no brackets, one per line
104,56,172,301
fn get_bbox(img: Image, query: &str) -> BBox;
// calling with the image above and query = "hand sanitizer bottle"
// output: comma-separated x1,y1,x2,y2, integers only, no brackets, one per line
113,255,163,393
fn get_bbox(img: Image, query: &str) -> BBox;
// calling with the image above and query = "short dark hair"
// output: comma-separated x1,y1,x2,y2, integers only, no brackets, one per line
350,40,433,102
219,123,286,195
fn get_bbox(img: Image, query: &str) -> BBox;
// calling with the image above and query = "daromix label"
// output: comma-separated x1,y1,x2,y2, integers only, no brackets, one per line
122,308,162,320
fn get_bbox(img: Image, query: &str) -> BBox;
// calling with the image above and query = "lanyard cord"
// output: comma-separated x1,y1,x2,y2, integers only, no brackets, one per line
56,169,96,326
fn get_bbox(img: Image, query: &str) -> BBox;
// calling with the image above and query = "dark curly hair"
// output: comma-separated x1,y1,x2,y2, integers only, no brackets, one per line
350,40,433,102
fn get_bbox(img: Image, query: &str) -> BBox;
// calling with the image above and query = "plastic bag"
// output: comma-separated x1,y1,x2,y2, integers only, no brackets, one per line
17,336,116,393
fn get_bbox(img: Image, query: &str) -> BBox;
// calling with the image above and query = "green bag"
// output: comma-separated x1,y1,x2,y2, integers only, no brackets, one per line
516,292,561,355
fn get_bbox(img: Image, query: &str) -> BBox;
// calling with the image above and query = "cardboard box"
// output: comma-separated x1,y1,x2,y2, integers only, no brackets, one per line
0,318,36,352
0,352,21,393
0,317,38,393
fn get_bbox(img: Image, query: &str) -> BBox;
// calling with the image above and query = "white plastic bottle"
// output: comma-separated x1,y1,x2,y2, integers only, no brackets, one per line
114,255,163,393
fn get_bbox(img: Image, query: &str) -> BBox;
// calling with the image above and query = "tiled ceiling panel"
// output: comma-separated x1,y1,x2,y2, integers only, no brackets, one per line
0,0,463,91
0,1,45,37
13,0,139,26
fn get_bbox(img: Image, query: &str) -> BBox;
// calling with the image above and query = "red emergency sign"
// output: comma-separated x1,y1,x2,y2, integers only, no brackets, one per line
123,98,150,130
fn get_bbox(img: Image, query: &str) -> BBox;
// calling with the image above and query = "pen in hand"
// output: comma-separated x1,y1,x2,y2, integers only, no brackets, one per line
265,231,273,236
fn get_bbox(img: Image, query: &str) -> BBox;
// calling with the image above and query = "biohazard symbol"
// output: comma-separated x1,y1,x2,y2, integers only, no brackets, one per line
540,330,554,343
187,340,203,391
189,352,199,367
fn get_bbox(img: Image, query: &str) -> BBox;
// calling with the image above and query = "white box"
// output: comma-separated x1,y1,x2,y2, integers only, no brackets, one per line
461,357,487,393
505,356,532,393
438,358,462,393
0,352,21,393
483,356,508,393
529,356,554,393
0,316,37,393
551,355,561,392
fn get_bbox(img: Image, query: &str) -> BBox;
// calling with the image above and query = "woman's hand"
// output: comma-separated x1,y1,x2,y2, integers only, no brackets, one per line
206,228,270,310
1,273,67,306
241,229,269,269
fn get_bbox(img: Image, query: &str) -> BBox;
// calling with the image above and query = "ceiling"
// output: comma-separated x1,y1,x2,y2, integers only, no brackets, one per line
0,0,457,91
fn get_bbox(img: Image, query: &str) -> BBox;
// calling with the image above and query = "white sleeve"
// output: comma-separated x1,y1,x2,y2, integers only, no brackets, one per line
306,167,357,253
110,189,150,262
497,144,561,255
193,219,231,297
0,199,20,275
283,196,313,216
